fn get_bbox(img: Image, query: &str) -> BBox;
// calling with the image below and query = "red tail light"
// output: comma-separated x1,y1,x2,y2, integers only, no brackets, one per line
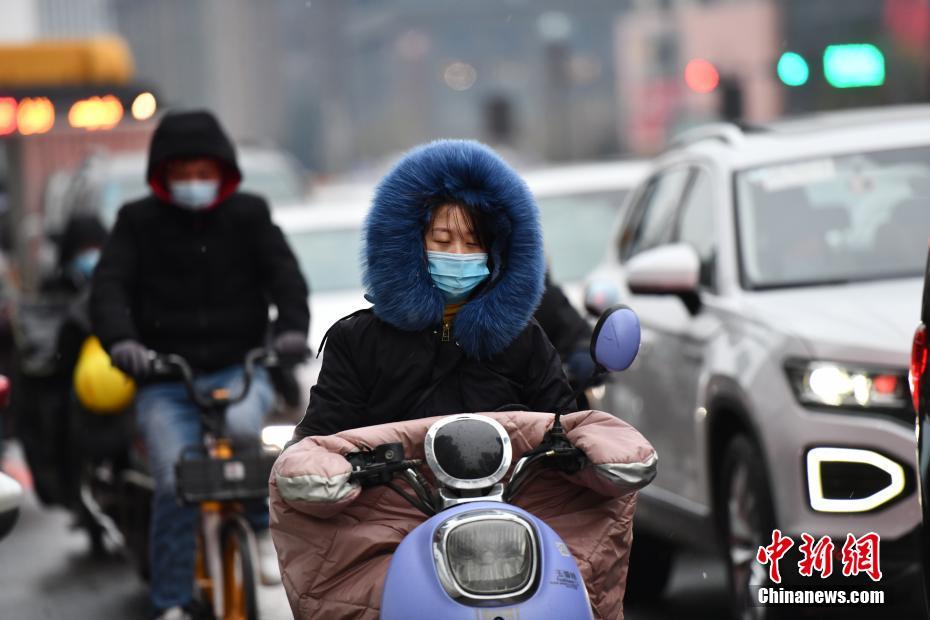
0,374,9,409
910,323,927,412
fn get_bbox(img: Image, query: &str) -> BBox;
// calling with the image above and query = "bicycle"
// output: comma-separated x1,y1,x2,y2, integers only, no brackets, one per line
153,347,280,620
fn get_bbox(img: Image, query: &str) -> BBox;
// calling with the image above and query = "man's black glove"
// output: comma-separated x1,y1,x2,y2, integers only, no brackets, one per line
273,330,309,358
110,339,151,379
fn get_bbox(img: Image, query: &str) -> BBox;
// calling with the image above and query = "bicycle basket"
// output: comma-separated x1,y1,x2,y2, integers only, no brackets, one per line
175,447,278,504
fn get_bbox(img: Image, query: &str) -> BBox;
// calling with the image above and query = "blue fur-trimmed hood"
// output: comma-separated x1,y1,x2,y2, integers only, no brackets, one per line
363,140,544,360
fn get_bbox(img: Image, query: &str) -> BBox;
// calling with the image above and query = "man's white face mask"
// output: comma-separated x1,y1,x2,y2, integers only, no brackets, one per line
169,180,220,210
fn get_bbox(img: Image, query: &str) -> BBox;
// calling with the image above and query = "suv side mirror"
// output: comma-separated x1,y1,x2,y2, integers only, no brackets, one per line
591,304,641,372
626,243,702,314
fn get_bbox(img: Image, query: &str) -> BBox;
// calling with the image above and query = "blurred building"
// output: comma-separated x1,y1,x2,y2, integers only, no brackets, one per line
36,0,116,38
2,0,633,177
0,0,114,41
112,0,286,150
0,0,38,42
615,0,783,155
6,0,930,174
781,0,930,114
616,0,930,154
277,0,627,174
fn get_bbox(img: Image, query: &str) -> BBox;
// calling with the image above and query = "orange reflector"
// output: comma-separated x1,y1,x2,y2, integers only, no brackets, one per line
0,97,16,136
68,94,123,131
17,97,55,135
211,388,231,400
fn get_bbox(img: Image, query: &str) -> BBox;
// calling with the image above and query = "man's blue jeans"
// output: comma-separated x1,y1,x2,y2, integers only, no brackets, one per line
135,364,274,613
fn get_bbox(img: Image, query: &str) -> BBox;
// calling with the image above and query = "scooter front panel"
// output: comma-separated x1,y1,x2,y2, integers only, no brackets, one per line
380,501,593,619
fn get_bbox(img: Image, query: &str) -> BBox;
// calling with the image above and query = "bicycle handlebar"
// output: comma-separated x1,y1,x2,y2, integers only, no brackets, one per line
149,347,271,411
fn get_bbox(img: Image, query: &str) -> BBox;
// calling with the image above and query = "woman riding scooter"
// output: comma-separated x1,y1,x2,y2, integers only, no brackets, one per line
290,139,575,442
275,140,648,619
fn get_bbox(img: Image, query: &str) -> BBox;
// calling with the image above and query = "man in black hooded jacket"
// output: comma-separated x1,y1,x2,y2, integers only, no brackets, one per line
90,110,309,620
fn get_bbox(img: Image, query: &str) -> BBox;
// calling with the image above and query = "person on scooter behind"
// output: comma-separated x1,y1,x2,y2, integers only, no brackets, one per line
535,270,600,407
292,139,575,442
14,214,107,512
90,110,309,620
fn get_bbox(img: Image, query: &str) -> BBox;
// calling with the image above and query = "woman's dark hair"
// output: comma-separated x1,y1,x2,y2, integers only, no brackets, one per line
424,199,494,251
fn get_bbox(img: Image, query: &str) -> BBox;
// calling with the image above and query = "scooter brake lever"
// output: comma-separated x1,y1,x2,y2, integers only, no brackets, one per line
346,443,407,487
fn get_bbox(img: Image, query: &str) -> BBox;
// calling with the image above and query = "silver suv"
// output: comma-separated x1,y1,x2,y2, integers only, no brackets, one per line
587,106,930,616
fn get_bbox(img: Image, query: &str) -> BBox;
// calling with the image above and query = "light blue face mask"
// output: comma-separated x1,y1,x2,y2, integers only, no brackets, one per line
70,248,101,281
169,179,220,210
427,251,490,303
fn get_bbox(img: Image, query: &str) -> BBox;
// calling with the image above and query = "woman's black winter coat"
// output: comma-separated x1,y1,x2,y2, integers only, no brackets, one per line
294,310,575,438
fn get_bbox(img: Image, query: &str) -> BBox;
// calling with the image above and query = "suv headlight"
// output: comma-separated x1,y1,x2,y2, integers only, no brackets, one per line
785,360,909,412
433,510,538,602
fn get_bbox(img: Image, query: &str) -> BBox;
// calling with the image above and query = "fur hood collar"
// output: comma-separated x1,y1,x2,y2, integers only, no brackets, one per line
363,140,544,360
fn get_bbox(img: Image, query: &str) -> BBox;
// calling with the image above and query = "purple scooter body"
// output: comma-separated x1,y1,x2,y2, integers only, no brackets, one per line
380,500,593,619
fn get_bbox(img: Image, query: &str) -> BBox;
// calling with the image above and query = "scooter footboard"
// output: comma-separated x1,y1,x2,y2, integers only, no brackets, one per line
381,502,593,620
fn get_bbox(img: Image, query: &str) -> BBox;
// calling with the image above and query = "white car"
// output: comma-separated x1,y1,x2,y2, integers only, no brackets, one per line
273,205,370,361
523,159,647,306
270,204,370,424
45,145,308,233
587,107,930,614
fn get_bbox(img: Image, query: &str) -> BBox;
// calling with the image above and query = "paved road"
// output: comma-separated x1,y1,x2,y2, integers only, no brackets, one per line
0,444,728,620
0,493,729,619
626,552,729,619
0,440,293,620
0,491,294,620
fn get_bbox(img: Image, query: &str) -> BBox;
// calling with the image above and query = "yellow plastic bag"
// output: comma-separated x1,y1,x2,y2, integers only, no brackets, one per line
73,336,136,414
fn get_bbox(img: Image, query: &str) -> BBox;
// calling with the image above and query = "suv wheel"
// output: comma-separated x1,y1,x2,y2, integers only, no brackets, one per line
720,434,778,620
624,532,674,604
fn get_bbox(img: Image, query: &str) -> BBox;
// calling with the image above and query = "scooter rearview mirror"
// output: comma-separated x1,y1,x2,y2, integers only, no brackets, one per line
590,304,641,372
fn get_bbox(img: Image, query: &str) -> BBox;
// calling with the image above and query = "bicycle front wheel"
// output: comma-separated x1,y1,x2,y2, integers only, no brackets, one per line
220,515,259,620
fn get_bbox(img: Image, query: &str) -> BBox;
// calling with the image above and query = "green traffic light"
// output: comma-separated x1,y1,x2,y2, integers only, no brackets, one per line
777,52,809,86
823,44,885,88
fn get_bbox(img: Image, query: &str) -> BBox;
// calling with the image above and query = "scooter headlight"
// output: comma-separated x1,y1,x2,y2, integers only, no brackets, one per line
434,510,538,602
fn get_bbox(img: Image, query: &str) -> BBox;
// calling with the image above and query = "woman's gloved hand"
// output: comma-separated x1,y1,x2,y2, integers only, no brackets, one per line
273,330,309,357
109,339,152,379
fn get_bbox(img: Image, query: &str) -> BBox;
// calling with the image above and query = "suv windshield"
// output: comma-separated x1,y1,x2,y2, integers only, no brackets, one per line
735,145,930,289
